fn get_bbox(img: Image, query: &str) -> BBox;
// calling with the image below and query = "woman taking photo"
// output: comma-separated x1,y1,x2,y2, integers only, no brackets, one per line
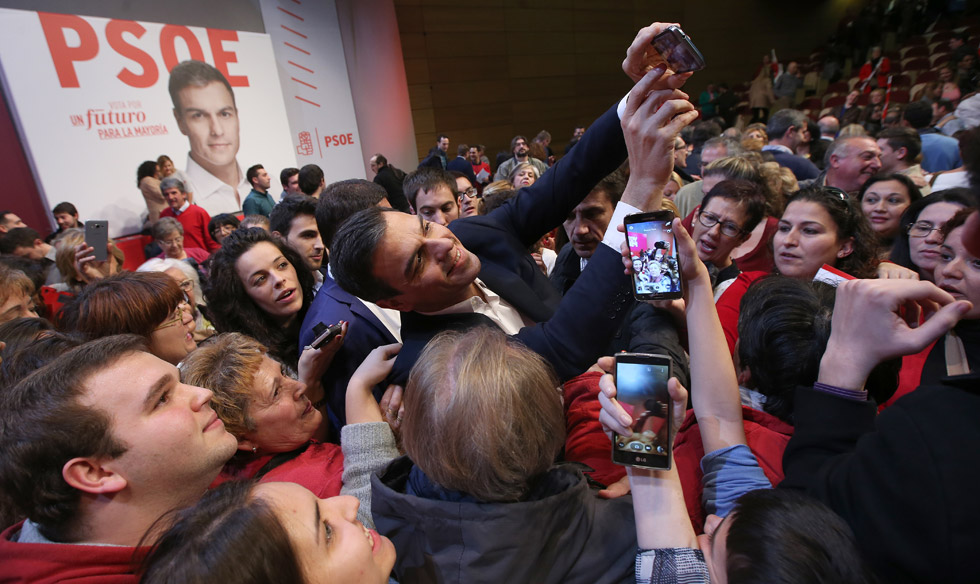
857,173,922,260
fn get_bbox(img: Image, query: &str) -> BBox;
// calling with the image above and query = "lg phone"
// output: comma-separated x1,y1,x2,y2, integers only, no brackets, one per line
612,353,673,469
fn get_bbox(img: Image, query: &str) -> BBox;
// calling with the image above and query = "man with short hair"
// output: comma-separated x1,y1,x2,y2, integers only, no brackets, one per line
494,135,548,181
45,202,80,243
242,164,275,217
933,98,964,137
673,137,740,218
168,60,246,214
949,31,973,67
330,72,695,385
832,90,863,126
279,167,301,201
446,143,478,186
298,164,326,198
876,126,929,192
801,135,882,194
369,154,411,212
817,116,839,141
0,210,26,234
773,61,802,110
402,166,461,226
0,227,61,285
159,177,219,251
903,100,962,173
673,136,694,182
0,335,238,581
300,179,400,430
270,194,326,294
419,135,450,169
564,126,586,154
468,145,492,184
764,109,820,180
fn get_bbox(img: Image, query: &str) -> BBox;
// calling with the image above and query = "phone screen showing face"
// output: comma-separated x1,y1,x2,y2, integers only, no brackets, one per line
625,211,682,300
651,26,706,74
612,353,672,469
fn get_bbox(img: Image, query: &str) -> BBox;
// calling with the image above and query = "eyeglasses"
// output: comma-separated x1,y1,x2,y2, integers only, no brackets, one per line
822,186,849,201
177,279,194,292
907,221,943,238
154,296,192,330
697,211,744,238
160,236,183,247
459,187,481,199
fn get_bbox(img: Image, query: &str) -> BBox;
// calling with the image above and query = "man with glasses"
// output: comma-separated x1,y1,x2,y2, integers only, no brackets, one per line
689,179,769,294
452,172,481,218
159,177,219,252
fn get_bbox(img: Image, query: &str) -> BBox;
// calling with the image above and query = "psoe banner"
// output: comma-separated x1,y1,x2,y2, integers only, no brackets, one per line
258,0,363,182
0,8,295,237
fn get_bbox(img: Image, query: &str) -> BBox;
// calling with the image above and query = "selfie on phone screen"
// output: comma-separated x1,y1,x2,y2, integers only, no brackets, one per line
613,357,671,467
627,216,681,298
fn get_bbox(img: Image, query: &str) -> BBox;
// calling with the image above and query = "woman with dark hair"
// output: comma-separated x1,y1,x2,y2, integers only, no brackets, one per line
715,186,879,353
56,271,196,365
888,188,974,281
205,228,315,367
137,160,165,226
207,213,241,245
140,480,396,584
857,173,923,260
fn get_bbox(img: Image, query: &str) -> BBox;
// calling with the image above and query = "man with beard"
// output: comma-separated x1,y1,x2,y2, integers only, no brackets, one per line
494,135,547,181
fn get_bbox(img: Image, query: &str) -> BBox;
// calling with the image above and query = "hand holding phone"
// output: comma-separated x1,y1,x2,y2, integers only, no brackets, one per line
610,353,674,469
84,220,109,262
651,25,705,74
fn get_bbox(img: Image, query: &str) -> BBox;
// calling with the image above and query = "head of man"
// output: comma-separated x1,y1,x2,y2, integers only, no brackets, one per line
563,173,625,259
0,335,237,544
932,99,954,125
674,136,689,168
316,179,390,249
511,135,529,159
270,194,325,271
467,146,480,165
298,164,325,197
449,172,478,218
699,137,738,176
817,116,839,139
160,177,189,211
844,90,860,108
0,227,49,261
274,169,297,197
876,126,921,174
247,165,271,193
436,134,449,153
0,264,37,325
330,207,480,313
767,109,809,151
692,180,767,268
0,210,26,234
787,61,799,75
52,202,80,231
825,136,882,193
902,100,933,131
701,155,760,196
950,32,966,51
572,126,586,140
169,60,239,174
369,154,386,175
402,166,460,226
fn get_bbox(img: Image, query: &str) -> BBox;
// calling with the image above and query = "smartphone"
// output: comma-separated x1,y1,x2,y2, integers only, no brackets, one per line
651,25,706,74
612,353,673,469
624,211,683,300
310,322,343,349
85,220,108,262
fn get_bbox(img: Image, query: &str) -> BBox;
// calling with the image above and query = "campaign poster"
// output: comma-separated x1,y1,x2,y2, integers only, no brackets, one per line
0,8,296,236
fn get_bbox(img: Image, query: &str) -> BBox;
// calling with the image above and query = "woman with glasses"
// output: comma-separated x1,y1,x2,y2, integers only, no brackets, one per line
887,189,974,282
857,174,923,260
138,257,216,341
153,217,210,265
56,271,196,365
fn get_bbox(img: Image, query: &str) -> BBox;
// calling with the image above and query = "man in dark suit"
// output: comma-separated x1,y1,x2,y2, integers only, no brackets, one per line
369,153,410,212
762,109,820,181
330,64,700,387
446,143,478,186
299,179,401,431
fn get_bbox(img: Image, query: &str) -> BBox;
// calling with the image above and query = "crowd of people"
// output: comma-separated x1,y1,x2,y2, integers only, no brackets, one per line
1,11,979,584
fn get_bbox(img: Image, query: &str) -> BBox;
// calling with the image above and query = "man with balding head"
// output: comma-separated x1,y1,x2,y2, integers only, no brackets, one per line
674,137,741,218
801,135,882,194
817,116,839,141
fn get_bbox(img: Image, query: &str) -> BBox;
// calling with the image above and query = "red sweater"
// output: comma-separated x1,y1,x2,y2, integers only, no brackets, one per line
673,406,793,533
562,371,627,487
210,440,345,498
0,522,142,583
715,271,767,354
160,204,219,252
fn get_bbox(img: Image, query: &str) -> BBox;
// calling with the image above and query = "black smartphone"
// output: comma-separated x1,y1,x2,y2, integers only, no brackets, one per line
624,211,682,300
612,353,673,469
651,25,706,74
310,322,343,349
84,220,108,262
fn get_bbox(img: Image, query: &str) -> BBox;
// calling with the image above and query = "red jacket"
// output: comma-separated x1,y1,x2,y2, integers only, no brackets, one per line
210,440,345,498
673,406,794,533
562,371,627,487
0,522,142,583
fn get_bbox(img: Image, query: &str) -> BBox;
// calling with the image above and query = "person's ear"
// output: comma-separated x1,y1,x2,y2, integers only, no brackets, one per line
237,436,258,454
376,295,411,312
33,238,44,249
837,236,855,258
63,457,127,495
896,146,908,161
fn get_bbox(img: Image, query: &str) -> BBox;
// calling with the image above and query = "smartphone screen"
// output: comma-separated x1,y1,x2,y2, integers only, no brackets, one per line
85,220,108,262
625,211,682,300
612,353,672,469
651,25,706,74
